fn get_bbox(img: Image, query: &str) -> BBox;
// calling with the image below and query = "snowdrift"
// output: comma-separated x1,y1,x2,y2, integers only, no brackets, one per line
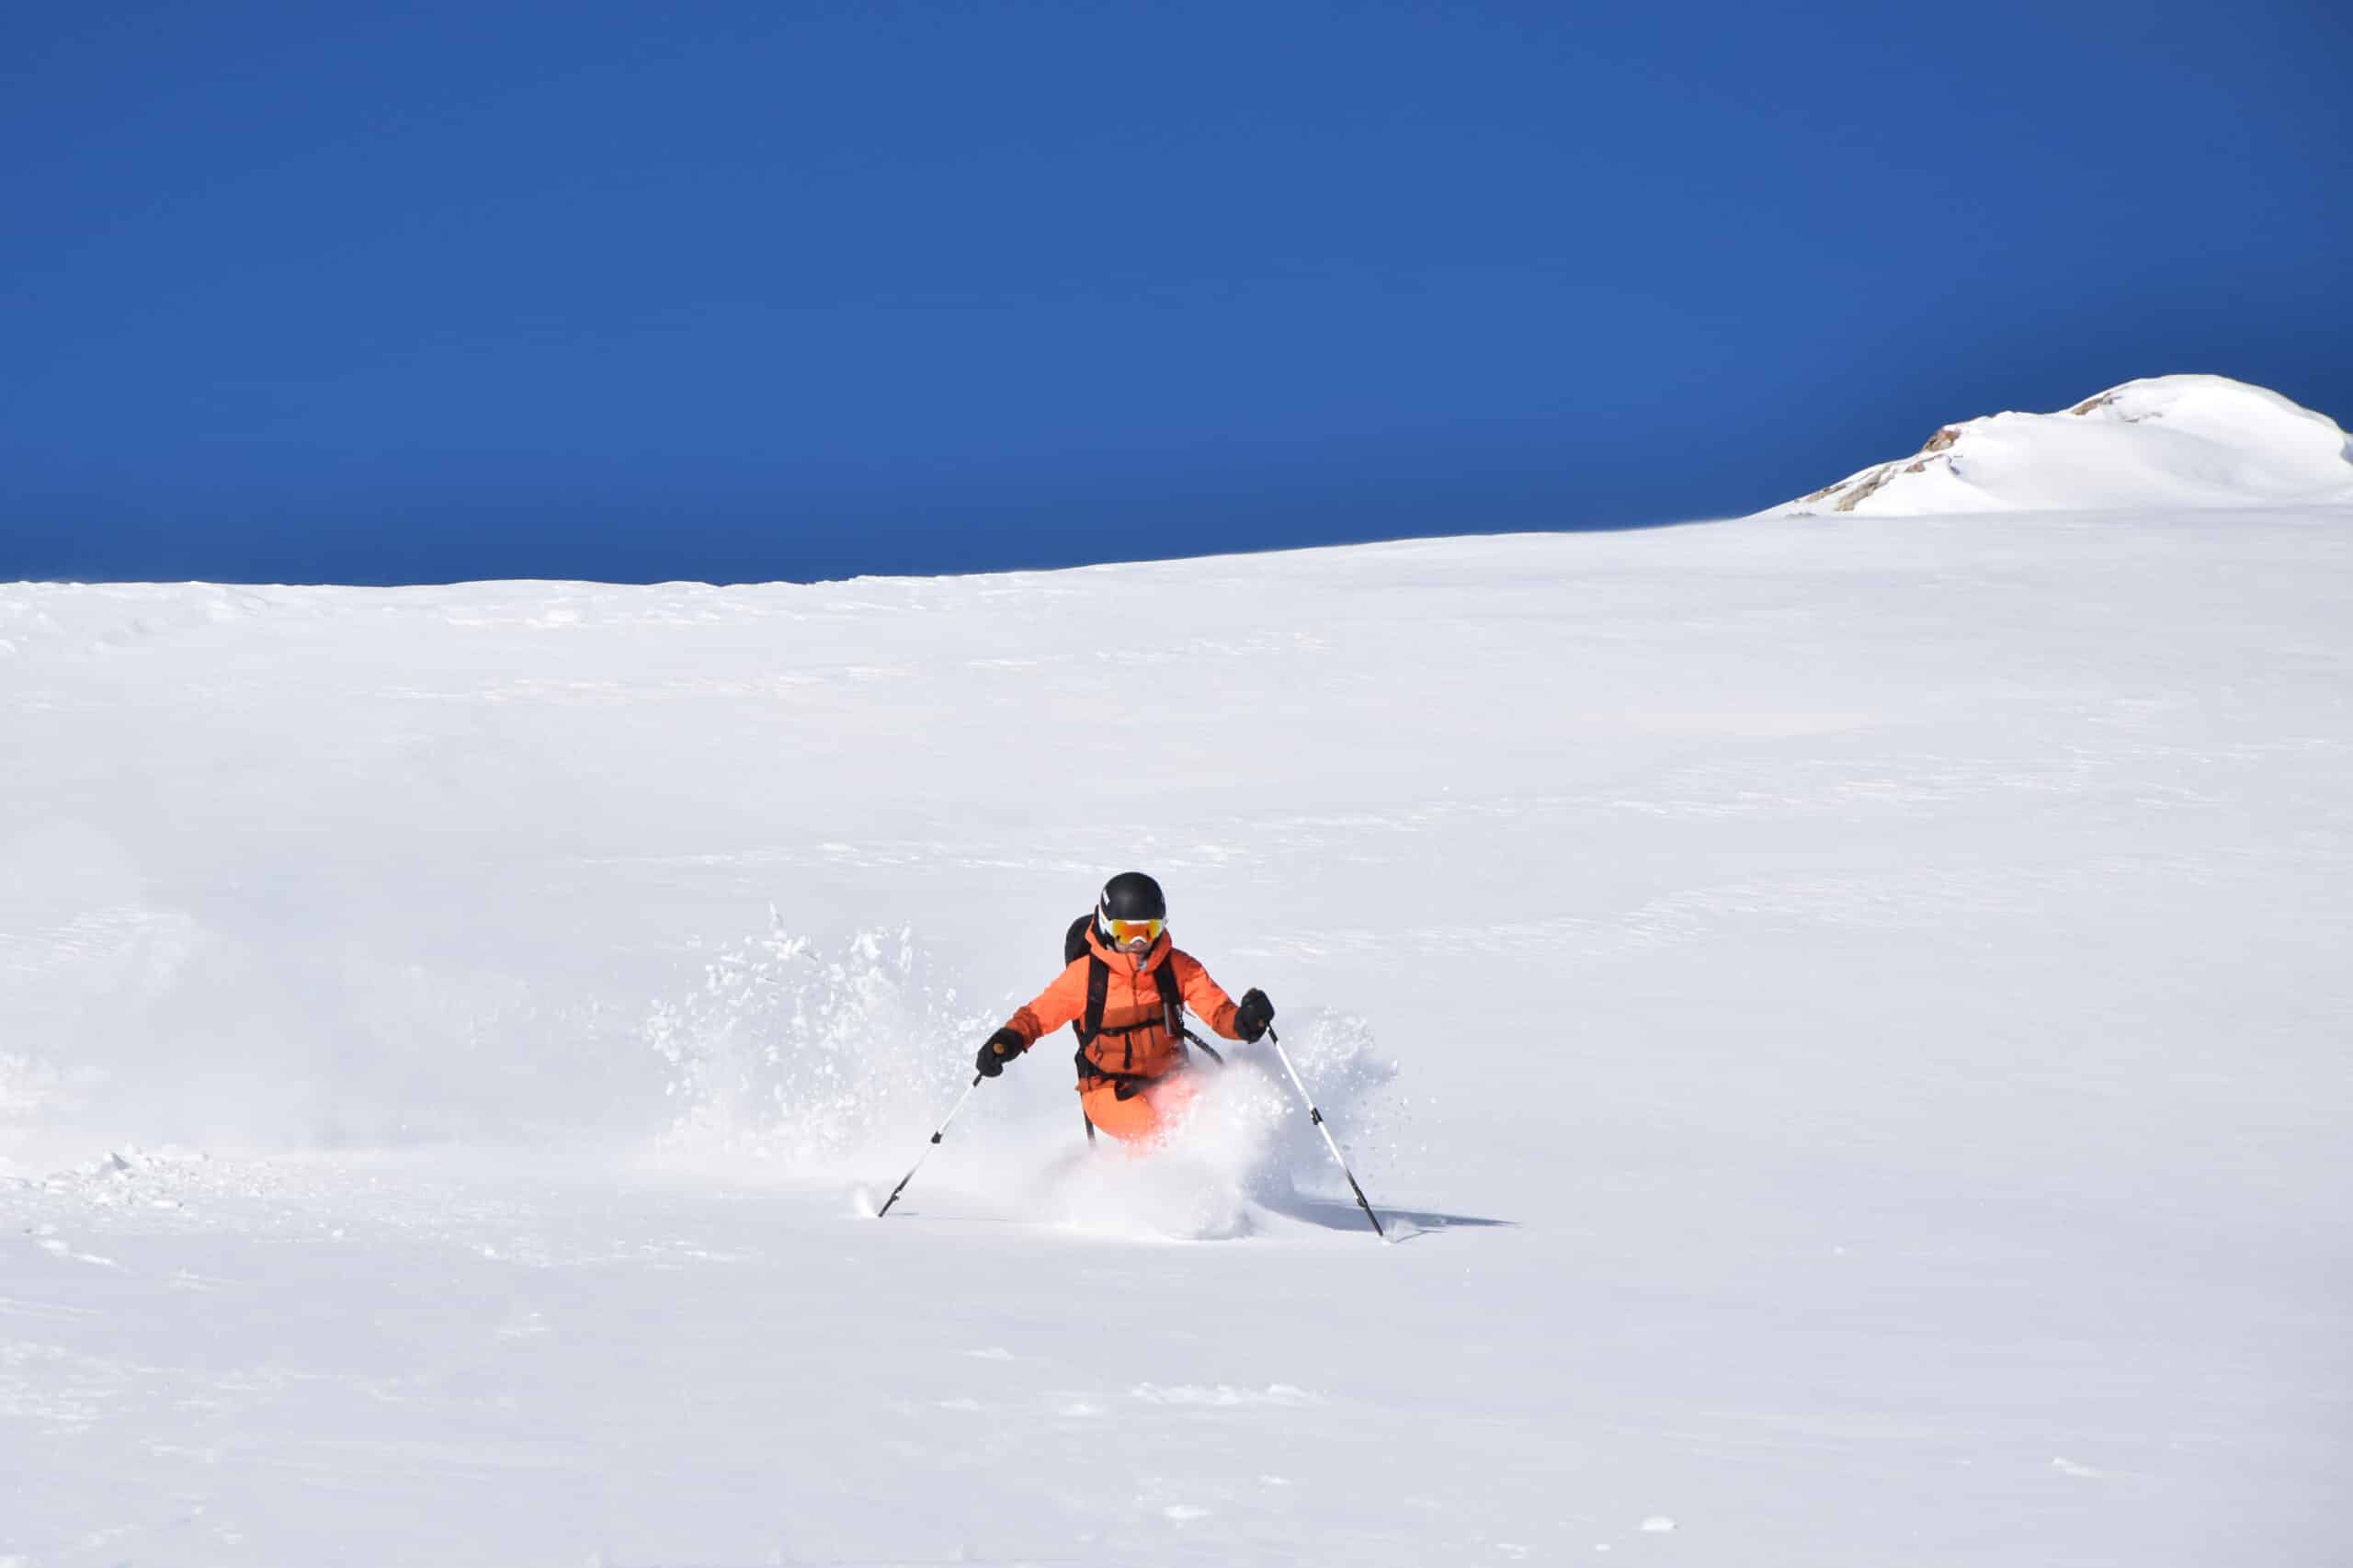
1768,373,2353,515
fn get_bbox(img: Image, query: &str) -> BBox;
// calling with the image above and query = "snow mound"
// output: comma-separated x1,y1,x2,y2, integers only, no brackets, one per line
1768,374,2353,515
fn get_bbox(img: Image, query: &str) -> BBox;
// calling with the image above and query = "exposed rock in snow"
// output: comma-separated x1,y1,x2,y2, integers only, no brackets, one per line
1768,374,2353,516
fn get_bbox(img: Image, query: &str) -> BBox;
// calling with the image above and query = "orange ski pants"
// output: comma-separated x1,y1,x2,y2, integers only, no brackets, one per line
1079,1070,1200,1149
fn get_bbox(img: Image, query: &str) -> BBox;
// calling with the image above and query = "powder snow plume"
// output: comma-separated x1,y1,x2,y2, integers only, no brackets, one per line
635,911,1411,1238
1029,1008,1407,1241
642,915,990,1176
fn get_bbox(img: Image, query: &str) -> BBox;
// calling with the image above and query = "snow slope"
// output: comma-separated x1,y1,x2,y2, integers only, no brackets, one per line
5,506,2351,1565
1769,375,2353,515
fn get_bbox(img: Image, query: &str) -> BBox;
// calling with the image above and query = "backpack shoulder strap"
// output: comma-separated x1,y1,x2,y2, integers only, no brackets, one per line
1154,959,1182,1021
1078,954,1110,1046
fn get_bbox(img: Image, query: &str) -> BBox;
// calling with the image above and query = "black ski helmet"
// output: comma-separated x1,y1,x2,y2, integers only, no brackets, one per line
1097,871,1166,941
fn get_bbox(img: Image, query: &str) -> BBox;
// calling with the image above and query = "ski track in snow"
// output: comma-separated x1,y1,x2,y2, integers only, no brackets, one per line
4,511,2350,1564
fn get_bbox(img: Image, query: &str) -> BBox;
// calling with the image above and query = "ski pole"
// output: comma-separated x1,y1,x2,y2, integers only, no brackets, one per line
875,1073,983,1219
1266,1028,1385,1240
1181,1026,1226,1067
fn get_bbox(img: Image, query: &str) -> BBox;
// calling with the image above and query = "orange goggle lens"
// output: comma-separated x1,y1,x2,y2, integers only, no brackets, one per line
1106,917,1165,944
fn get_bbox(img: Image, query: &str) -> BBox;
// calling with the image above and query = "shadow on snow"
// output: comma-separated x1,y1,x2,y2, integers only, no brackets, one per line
1264,1193,1517,1240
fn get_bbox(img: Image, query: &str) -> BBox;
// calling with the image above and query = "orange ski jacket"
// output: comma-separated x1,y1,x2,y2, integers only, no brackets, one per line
1003,926,1243,1082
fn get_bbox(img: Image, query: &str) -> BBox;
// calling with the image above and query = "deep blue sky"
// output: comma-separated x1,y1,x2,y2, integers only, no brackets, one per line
5,1,2347,584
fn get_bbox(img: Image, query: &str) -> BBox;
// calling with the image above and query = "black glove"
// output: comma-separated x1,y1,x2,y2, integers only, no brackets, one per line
975,1028,1026,1077
1233,989,1274,1043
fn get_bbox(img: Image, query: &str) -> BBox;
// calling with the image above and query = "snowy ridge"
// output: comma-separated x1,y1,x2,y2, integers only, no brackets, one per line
1768,374,2353,515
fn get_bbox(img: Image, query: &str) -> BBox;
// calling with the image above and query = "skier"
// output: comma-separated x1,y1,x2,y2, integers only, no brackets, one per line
975,872,1274,1146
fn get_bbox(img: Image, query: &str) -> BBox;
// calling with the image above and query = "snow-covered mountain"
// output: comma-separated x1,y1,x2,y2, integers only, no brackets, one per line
1768,373,2353,515
6,503,2349,1563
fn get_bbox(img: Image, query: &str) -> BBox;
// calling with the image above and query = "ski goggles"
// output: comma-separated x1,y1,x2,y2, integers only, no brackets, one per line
1103,916,1165,945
